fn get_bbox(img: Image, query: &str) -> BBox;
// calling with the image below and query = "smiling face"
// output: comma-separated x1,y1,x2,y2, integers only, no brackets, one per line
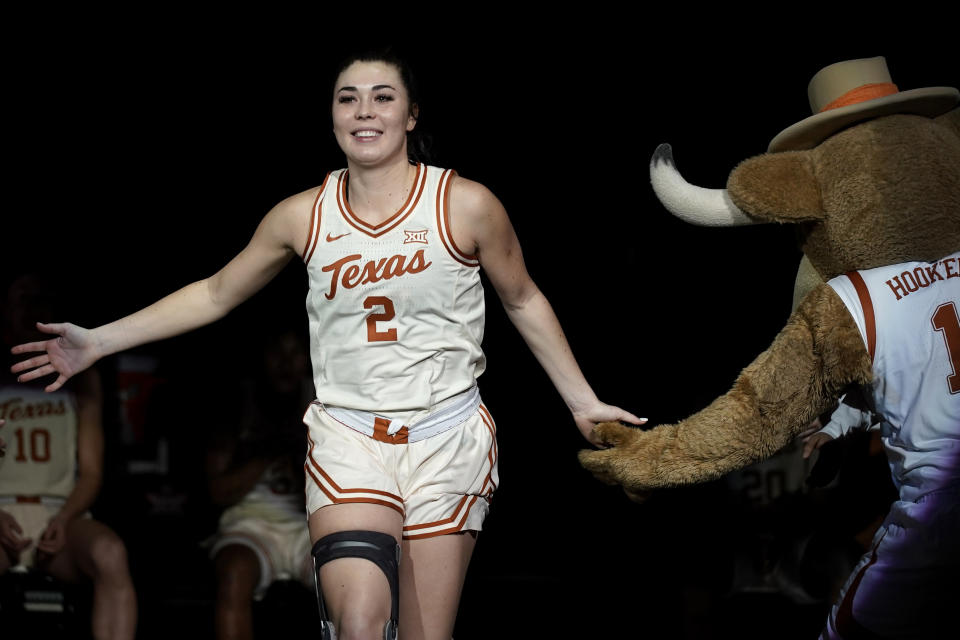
332,60,418,169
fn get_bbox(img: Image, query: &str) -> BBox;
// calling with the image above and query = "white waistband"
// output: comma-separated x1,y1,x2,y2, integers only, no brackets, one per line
319,385,481,443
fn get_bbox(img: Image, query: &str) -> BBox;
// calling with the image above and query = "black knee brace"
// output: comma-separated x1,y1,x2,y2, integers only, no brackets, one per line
311,530,400,640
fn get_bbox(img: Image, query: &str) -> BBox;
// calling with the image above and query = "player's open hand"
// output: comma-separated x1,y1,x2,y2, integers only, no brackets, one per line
572,401,646,447
11,322,99,392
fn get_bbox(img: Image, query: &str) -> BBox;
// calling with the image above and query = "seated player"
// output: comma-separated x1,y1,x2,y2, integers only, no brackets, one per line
205,327,314,640
0,273,137,640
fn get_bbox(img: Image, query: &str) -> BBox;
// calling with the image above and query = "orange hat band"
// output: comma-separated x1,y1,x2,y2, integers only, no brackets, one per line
819,82,900,113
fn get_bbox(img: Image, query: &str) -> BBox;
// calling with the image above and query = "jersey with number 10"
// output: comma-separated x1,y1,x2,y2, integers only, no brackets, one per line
302,164,485,413
827,252,960,502
0,385,78,499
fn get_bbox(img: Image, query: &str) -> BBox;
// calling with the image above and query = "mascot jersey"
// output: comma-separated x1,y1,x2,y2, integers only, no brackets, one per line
302,164,485,413
0,384,78,500
828,252,960,503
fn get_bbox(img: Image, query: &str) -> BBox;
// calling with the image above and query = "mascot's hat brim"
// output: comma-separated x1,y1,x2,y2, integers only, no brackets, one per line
769,56,959,152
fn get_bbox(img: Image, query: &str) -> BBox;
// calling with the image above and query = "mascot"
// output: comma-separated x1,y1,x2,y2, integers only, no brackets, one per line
579,57,959,637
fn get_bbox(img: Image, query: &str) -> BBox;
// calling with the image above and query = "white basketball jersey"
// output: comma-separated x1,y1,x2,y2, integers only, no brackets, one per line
828,252,960,502
302,164,485,412
0,384,78,499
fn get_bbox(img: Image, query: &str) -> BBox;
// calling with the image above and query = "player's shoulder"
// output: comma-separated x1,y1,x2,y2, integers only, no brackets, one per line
260,181,332,248
271,182,327,218
448,174,505,221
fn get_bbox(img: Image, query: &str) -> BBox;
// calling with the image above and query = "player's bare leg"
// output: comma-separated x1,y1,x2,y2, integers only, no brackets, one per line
399,531,476,640
43,518,136,640
309,503,402,640
213,544,261,640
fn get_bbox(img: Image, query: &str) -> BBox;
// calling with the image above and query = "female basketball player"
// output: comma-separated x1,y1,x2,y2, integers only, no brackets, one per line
11,52,643,640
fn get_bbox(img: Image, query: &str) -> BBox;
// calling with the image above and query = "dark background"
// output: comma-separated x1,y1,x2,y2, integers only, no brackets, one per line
3,13,957,639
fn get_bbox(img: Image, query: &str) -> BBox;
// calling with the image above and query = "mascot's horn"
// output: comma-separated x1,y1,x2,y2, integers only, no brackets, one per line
649,144,759,227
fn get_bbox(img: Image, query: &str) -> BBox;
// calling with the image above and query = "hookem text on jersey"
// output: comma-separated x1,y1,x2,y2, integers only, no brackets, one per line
0,397,68,421
884,256,960,301
320,249,432,300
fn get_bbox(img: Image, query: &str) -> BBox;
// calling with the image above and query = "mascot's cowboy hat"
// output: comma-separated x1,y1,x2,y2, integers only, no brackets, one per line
769,56,959,152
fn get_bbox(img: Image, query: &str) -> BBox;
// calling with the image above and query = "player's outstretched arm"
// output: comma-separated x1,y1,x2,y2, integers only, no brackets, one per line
450,177,646,445
11,196,307,392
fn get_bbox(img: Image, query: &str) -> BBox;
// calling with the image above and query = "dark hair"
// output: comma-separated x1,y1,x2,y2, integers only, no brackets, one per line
331,47,433,164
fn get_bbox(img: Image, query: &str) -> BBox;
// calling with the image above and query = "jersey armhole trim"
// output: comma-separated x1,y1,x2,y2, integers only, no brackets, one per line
436,169,480,268
302,173,331,265
846,270,876,363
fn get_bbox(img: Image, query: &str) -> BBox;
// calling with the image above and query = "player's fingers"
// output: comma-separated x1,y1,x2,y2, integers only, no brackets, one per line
10,340,52,356
10,354,51,374
616,409,648,425
35,322,68,335
15,364,58,383
45,375,69,393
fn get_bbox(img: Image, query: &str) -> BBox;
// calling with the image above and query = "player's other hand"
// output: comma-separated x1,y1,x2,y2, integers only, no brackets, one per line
37,514,68,555
11,322,99,392
0,510,33,553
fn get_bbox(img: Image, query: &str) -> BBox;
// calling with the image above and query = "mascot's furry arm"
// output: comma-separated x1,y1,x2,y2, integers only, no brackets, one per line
579,278,870,493
580,108,960,497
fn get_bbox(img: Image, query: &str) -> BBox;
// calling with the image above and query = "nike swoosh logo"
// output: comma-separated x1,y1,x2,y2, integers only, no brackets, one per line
326,232,351,242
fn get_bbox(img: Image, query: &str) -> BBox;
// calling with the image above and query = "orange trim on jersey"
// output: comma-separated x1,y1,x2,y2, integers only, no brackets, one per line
435,170,480,268
372,417,409,444
337,164,426,238
302,173,331,265
846,271,877,362
435,169,479,267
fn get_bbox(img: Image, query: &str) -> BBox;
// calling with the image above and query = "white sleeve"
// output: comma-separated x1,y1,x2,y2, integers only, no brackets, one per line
819,396,874,438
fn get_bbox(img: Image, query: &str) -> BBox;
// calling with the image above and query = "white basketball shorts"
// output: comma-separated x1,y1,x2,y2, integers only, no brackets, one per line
303,400,498,540
209,509,314,598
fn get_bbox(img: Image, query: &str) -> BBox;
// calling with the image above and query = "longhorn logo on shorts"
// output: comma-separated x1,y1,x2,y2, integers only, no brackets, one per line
403,229,429,245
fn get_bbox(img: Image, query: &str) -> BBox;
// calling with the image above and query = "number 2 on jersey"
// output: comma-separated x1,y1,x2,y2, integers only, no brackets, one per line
365,296,398,342
932,301,960,394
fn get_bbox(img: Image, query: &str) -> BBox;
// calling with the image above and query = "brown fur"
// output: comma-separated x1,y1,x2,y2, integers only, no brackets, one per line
580,108,960,496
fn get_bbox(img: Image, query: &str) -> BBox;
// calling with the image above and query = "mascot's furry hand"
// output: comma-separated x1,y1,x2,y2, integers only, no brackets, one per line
580,421,653,502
